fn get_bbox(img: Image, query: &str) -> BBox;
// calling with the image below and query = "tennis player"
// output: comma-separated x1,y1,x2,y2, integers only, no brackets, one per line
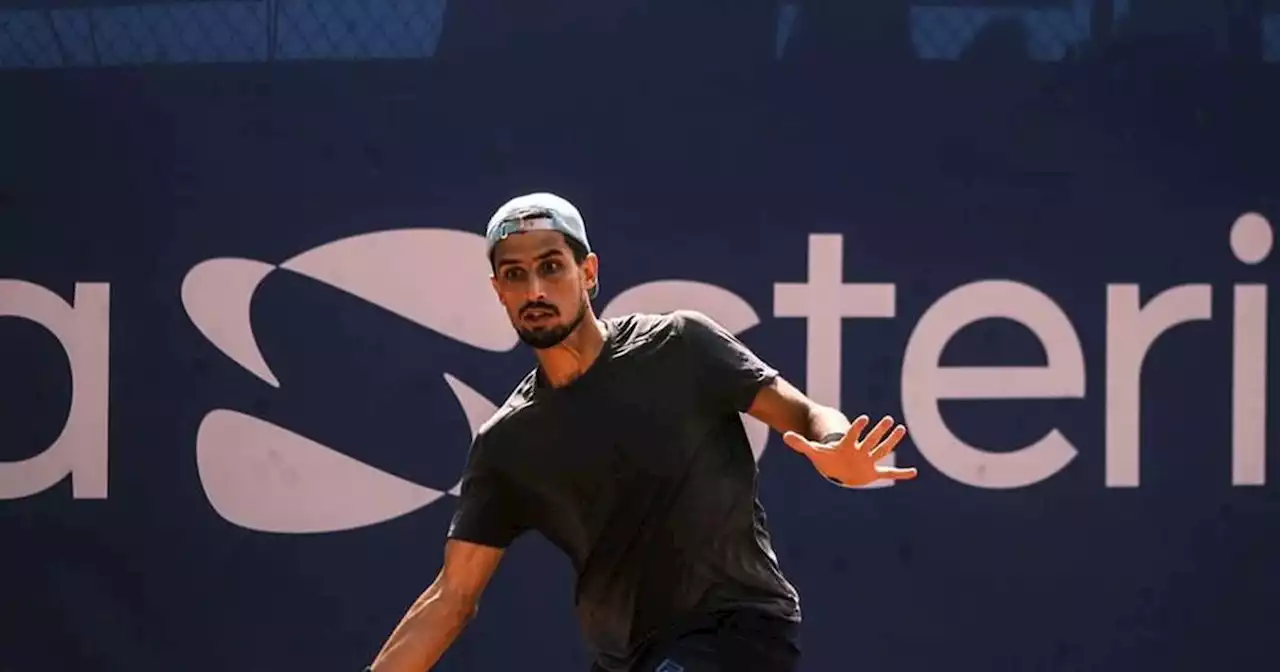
367,193,915,672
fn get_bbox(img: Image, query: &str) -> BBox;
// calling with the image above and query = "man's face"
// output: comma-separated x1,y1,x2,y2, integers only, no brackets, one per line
489,230,597,349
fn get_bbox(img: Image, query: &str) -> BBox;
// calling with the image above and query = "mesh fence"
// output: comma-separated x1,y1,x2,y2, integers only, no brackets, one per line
910,2,1093,61
0,0,1277,70
0,0,447,68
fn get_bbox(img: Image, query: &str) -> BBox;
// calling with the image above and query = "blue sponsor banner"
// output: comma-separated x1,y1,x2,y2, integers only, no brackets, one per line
1,2,1277,671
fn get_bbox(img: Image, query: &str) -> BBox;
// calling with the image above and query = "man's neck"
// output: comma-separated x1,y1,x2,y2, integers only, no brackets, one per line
535,316,608,388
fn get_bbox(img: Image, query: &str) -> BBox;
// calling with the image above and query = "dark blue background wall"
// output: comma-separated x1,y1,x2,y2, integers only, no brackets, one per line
2,1,1278,670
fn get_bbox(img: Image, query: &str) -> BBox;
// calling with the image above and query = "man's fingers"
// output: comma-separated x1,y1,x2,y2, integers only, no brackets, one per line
857,415,896,450
869,425,908,459
835,416,870,450
875,465,919,480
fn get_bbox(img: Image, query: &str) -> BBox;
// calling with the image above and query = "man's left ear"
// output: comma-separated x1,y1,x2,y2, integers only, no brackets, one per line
582,253,599,290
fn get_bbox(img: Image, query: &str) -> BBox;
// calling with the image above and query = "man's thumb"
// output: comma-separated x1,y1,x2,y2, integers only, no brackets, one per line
783,431,812,454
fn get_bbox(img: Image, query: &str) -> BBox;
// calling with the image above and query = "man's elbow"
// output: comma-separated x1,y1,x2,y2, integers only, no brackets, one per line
748,376,822,435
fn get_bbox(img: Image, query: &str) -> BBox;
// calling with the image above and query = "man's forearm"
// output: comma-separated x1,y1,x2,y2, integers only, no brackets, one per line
369,582,476,672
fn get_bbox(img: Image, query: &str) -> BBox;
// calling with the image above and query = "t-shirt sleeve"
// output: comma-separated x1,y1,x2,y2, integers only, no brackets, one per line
677,309,779,412
447,440,527,549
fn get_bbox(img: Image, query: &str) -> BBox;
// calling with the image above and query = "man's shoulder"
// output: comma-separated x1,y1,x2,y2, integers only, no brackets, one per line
607,309,716,346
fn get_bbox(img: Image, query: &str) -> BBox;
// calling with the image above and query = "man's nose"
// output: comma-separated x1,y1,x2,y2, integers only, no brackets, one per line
525,275,548,302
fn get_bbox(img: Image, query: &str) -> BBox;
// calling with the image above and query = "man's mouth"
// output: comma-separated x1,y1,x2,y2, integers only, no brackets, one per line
523,309,556,322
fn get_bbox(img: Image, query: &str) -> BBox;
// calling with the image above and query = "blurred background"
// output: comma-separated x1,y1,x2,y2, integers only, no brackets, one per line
1,1,1277,670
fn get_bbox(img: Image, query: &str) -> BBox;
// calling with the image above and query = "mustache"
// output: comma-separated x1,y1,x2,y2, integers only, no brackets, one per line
520,302,559,317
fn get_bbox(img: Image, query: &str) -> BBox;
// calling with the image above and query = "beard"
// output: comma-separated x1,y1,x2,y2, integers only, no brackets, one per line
516,297,588,350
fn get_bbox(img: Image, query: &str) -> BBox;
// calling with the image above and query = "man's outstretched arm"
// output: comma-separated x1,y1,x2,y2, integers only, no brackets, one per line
747,376,917,486
746,375,852,442
368,539,505,672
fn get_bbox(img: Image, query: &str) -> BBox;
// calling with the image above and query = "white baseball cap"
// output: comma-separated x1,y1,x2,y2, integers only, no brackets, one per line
485,192,597,299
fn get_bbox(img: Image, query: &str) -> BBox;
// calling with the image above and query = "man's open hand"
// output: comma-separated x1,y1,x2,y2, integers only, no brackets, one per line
783,415,917,487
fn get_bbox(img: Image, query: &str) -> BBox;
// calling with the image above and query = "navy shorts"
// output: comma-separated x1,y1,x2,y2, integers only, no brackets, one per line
595,610,801,672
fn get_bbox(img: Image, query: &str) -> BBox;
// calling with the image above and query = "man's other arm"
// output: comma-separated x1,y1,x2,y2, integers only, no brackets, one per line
367,539,505,672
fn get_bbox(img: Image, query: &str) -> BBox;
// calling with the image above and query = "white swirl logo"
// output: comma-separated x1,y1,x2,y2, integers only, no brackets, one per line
181,228,769,534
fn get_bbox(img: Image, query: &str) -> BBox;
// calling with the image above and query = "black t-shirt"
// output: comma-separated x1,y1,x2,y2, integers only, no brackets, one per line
447,310,801,670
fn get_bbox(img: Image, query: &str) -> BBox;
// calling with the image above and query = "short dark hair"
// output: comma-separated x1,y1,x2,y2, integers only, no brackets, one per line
562,235,588,264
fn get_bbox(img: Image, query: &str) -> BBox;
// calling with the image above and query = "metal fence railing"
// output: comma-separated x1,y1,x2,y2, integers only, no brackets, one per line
1,0,1276,70
0,0,447,68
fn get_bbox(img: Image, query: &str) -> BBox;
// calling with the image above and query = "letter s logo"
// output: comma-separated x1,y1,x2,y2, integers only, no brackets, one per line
182,229,517,534
182,233,771,535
